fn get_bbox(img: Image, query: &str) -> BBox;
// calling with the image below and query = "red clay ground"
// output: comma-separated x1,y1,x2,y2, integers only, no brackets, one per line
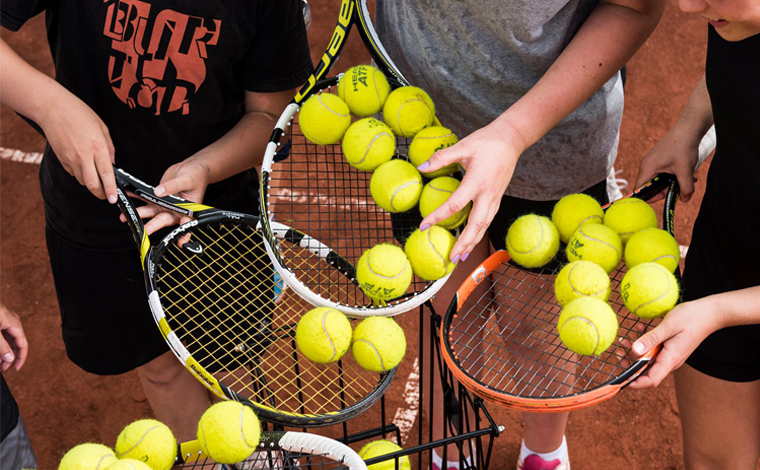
1,1,720,468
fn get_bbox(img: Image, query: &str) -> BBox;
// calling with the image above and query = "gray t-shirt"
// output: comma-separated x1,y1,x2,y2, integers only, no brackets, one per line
376,0,623,200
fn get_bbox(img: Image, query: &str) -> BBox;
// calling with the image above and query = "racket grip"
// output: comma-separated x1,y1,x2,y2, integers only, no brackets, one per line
695,125,716,171
278,432,365,469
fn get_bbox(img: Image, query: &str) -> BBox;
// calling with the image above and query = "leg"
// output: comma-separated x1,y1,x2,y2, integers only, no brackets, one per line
674,364,760,470
522,412,568,453
138,351,213,442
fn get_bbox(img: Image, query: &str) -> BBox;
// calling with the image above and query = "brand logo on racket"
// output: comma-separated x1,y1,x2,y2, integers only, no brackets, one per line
472,267,486,284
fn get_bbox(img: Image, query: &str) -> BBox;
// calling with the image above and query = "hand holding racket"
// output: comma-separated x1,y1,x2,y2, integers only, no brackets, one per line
114,166,394,427
440,174,680,412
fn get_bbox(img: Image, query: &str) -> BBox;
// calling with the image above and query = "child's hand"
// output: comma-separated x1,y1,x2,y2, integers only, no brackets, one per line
635,125,703,203
0,303,28,372
38,92,117,203
126,159,211,235
628,299,720,389
417,121,525,262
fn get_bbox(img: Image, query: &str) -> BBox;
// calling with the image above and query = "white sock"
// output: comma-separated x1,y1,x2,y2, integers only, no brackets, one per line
432,448,474,469
519,436,568,463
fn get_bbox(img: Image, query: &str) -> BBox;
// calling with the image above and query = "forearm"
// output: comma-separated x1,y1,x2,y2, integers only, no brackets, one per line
496,0,664,149
666,75,714,145
699,286,760,331
186,89,296,184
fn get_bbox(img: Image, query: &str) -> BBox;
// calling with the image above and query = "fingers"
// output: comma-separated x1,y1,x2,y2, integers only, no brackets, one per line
0,307,28,371
417,145,461,175
144,211,183,236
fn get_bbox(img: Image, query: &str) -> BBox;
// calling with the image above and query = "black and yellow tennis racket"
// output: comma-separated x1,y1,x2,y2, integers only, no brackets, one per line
114,167,394,427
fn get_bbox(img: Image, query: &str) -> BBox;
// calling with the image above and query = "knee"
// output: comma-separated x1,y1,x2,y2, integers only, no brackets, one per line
137,353,188,386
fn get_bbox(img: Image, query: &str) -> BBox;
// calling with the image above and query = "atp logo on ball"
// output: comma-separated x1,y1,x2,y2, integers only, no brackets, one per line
567,239,584,258
349,66,370,91
360,281,398,300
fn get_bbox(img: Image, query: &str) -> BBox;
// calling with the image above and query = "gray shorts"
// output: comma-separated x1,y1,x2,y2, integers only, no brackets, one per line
0,416,37,470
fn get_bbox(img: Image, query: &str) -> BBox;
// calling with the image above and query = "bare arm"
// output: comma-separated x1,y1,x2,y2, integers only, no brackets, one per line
634,75,714,201
420,0,666,262
630,286,760,388
0,36,118,202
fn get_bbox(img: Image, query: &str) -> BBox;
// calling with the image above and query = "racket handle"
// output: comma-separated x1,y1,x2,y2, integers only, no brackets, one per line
695,125,716,171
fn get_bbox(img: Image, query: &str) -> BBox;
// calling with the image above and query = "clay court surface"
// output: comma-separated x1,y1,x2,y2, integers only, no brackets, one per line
0,2,717,468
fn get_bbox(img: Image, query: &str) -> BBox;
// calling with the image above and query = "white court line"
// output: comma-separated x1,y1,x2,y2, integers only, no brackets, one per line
391,356,420,445
0,147,43,164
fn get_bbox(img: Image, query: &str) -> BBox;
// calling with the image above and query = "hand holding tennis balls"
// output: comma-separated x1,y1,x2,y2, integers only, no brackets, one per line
621,262,679,318
505,214,560,268
408,126,461,177
296,307,353,363
299,93,351,145
557,296,619,356
352,316,406,372
114,419,176,470
404,226,457,281
357,244,413,302
197,401,261,464
338,65,391,117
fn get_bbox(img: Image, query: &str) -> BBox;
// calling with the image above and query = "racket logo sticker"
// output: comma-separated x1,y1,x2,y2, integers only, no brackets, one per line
472,266,486,284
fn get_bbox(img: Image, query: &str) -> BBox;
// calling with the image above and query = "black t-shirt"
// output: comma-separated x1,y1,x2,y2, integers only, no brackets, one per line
2,0,312,248
0,374,20,443
683,27,760,299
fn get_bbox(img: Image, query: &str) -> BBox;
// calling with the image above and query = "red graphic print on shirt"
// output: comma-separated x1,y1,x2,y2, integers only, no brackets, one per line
103,0,221,115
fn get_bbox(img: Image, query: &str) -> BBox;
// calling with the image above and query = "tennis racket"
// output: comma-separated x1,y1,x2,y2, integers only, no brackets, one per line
114,167,394,427
259,0,450,317
439,173,681,412
176,431,367,469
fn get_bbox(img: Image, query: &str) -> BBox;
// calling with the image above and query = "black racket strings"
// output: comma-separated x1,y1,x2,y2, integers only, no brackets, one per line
449,260,657,399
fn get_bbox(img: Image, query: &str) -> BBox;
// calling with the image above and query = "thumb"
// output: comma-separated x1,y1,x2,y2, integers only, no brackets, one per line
632,322,670,356
154,176,189,199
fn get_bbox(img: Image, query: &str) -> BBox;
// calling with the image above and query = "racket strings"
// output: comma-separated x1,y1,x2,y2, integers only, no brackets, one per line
449,261,655,400
154,222,386,417
264,91,436,309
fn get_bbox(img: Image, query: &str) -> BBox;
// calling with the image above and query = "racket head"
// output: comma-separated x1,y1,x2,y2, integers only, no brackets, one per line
440,174,678,412
261,75,455,318
177,431,367,469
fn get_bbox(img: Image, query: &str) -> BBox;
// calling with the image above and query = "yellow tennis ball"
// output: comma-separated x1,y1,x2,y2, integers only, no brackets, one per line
358,439,411,470
197,402,261,464
624,227,680,273
621,262,679,319
58,443,117,470
356,244,413,301
299,93,351,145
408,126,461,177
338,65,391,117
419,177,471,230
343,118,396,171
114,419,176,470
557,296,619,356
603,197,658,244
404,227,457,281
296,307,353,363
551,193,605,244
554,260,611,307
382,86,435,138
103,460,152,470
505,214,560,269
370,160,423,213
352,317,406,372
566,223,623,274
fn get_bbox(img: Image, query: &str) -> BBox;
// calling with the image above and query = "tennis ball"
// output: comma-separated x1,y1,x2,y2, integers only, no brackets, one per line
358,439,411,470
356,244,413,301
197,402,261,464
551,193,605,244
566,223,623,274
624,227,680,273
338,65,391,117
343,118,396,171
408,126,461,177
58,443,117,470
418,177,471,230
382,86,435,138
554,260,611,306
296,307,353,363
404,226,457,281
103,461,152,470
604,198,658,244
299,93,351,145
352,317,406,372
114,419,176,470
621,262,679,319
557,296,619,356
370,160,423,213
505,214,560,268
